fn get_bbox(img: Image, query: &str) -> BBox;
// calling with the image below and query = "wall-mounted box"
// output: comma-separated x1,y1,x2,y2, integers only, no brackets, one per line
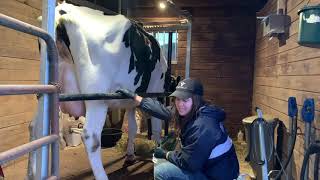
262,14,290,37
298,5,320,47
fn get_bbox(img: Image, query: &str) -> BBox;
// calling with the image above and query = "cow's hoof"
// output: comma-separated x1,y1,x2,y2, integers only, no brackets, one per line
123,154,136,166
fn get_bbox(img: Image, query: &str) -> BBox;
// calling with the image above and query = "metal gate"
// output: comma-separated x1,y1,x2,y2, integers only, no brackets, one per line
0,14,59,179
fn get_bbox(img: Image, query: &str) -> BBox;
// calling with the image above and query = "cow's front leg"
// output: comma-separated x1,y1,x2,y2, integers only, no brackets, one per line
82,101,108,180
125,108,137,164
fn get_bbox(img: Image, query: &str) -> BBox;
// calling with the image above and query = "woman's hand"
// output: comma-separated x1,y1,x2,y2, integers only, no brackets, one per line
154,147,167,159
116,89,143,105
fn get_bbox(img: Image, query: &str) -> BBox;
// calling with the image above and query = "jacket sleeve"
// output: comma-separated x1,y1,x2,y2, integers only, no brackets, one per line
167,117,223,171
138,98,172,121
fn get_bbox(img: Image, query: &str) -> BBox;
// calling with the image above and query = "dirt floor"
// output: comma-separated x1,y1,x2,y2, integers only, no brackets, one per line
2,135,254,180
3,145,153,180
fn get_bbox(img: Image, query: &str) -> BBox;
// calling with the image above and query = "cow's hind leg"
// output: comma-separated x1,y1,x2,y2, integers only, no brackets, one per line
82,101,108,180
151,116,162,145
124,108,137,165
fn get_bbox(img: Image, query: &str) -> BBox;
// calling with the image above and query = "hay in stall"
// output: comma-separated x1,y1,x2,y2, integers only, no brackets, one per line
115,133,157,157
114,108,158,156
59,109,157,156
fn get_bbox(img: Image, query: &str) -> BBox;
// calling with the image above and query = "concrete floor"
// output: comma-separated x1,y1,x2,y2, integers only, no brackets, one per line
3,141,254,180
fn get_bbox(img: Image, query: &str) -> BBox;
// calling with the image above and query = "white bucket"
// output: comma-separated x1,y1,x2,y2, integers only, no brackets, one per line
65,128,82,147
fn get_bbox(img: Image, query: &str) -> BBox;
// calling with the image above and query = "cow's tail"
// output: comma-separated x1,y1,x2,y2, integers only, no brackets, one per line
0,165,4,178
58,15,93,67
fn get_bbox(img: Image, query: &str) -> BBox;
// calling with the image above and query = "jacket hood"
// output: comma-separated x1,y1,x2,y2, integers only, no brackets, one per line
197,105,226,123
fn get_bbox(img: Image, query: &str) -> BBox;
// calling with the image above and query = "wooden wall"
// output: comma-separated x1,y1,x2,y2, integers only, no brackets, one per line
134,3,257,137
0,0,41,164
254,0,320,179
179,7,256,137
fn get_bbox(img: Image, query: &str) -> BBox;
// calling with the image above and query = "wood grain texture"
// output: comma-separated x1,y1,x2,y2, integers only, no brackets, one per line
0,0,40,154
254,0,320,179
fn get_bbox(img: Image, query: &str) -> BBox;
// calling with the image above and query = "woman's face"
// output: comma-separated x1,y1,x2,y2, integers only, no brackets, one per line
175,97,193,116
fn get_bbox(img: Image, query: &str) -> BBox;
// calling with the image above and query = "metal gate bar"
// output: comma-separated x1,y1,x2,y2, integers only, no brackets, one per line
0,85,57,95
0,135,59,165
0,13,59,179
59,92,171,101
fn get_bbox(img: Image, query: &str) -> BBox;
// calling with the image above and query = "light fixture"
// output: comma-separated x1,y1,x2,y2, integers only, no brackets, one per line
157,0,191,20
159,1,166,9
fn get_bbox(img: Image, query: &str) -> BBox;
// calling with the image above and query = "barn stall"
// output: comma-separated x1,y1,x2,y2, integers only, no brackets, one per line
0,0,319,179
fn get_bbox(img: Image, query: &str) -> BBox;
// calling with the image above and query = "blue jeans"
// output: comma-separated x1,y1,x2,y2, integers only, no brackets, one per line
154,159,208,180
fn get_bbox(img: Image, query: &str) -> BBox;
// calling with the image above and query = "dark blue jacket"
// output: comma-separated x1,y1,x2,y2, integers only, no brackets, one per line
139,98,239,180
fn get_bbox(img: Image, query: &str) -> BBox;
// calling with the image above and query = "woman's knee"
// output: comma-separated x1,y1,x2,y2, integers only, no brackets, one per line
154,163,166,180
154,161,184,180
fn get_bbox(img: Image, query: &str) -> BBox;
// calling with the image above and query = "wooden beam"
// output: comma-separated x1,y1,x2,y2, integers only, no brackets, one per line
133,0,256,8
66,0,118,15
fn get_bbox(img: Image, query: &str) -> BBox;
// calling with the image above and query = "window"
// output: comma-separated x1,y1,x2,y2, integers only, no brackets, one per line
150,31,178,64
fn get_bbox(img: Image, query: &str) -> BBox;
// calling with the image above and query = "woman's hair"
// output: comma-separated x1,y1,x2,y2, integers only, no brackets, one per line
173,94,205,131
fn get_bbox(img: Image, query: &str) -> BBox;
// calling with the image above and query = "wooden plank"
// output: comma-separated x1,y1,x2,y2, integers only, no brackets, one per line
0,80,39,84
0,112,35,129
255,33,300,60
257,0,277,16
179,40,253,48
178,47,253,57
0,56,39,70
255,57,320,77
179,32,253,41
195,77,252,90
0,35,39,53
255,76,320,93
0,45,40,60
191,66,252,78
254,85,320,111
0,131,30,153
0,122,29,138
286,0,305,14
192,16,253,24
191,19,254,33
183,55,253,63
277,46,320,65
0,26,38,41
205,87,253,94
0,100,37,117
0,69,40,81
190,62,252,70
0,1,41,26
256,45,320,68
212,95,252,106
192,7,256,17
15,0,42,10
0,95,36,106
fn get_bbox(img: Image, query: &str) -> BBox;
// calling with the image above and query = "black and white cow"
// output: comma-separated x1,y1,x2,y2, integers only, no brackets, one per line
31,2,168,180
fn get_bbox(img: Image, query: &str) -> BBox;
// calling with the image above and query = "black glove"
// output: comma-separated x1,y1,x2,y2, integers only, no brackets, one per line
154,147,167,159
116,89,136,99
